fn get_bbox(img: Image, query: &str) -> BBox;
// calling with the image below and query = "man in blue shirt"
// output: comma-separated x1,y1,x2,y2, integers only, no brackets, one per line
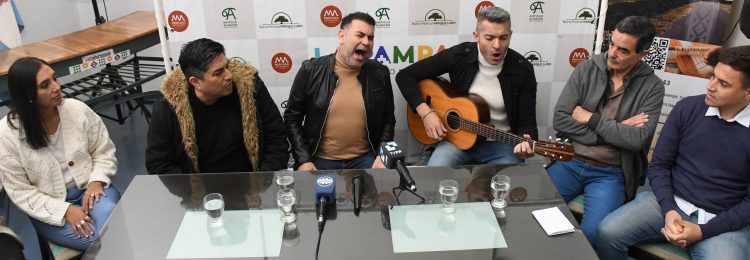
597,46,750,260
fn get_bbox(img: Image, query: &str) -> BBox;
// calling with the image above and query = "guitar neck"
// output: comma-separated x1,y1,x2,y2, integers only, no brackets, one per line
448,113,528,146
470,124,527,146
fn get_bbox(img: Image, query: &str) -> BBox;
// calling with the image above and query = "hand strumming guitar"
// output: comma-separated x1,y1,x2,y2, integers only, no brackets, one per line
417,103,446,141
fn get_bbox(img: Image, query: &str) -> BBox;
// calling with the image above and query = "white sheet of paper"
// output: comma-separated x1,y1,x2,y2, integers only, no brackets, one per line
531,207,575,236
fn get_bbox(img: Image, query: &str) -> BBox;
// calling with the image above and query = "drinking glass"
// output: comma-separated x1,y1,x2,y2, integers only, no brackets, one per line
277,189,297,223
203,193,225,226
491,174,511,209
438,180,459,214
282,222,300,247
275,171,294,191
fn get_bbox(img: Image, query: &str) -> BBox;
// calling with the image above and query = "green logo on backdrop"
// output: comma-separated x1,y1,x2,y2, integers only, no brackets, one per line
524,51,552,67
274,15,290,24
222,8,237,20
427,10,444,21
259,12,303,29
577,9,593,19
376,8,390,21
411,8,455,26
530,2,544,14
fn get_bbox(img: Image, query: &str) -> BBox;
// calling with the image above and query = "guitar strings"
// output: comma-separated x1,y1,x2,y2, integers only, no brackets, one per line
432,110,529,145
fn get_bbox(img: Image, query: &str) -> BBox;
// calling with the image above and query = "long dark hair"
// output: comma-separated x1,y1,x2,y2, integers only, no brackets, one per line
7,57,51,149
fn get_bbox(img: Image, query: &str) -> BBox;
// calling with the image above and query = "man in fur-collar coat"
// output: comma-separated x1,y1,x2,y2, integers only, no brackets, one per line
146,38,289,174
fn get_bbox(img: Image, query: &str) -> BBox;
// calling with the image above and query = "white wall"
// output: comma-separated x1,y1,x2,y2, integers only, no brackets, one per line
15,0,84,44
73,0,163,91
75,0,157,29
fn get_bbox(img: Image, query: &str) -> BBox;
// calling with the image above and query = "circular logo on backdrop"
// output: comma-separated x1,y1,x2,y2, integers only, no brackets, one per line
475,1,495,18
320,5,343,27
569,48,590,68
168,10,190,32
271,53,293,73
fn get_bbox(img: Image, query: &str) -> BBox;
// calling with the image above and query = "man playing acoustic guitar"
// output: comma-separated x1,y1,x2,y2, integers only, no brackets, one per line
396,6,537,166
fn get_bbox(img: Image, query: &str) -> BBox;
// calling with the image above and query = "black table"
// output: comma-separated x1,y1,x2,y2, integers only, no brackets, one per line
83,164,598,259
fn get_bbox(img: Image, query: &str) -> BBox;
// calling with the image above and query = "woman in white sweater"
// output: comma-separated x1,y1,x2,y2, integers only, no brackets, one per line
0,57,120,251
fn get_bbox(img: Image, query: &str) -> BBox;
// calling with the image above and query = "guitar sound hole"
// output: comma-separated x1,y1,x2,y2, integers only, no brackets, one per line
446,111,460,130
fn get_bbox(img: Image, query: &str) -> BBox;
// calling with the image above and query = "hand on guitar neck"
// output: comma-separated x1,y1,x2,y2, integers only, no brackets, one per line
513,134,534,159
417,103,447,141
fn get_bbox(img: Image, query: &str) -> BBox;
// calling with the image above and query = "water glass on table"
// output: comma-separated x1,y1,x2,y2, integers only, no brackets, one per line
439,180,459,214
277,189,297,223
275,171,294,191
491,174,510,209
203,193,225,227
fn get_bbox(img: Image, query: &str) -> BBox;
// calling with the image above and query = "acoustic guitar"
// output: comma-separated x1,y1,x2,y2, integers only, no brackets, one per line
407,78,574,162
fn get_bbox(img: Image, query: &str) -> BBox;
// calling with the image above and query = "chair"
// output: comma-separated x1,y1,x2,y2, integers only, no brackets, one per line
566,195,690,260
1,185,8,221
1,186,24,249
36,231,83,260
5,185,82,259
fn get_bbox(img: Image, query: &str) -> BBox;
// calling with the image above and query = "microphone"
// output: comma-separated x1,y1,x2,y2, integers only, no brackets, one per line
314,175,335,232
352,175,363,216
380,141,417,191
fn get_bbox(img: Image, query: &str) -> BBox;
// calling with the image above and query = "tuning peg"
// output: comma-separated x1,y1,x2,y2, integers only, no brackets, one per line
548,136,553,141
555,138,561,142
564,139,570,144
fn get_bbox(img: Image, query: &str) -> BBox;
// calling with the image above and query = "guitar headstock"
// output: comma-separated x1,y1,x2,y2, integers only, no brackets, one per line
533,138,574,162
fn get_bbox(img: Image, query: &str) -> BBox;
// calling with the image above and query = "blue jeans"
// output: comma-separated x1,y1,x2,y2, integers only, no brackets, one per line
313,153,375,170
547,158,625,246
427,140,522,166
31,185,121,251
597,191,750,260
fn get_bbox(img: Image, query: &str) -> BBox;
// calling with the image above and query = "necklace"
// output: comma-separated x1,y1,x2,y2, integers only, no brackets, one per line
47,120,61,145
42,110,60,135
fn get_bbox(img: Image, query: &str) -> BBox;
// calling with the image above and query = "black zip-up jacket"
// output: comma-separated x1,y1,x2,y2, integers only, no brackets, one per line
284,53,395,169
396,42,538,139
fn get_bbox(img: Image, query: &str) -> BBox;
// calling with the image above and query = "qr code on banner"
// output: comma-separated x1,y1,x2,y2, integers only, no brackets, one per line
642,37,669,71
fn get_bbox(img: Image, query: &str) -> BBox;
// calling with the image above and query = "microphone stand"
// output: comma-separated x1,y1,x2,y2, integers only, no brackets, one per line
390,175,426,209
91,0,106,25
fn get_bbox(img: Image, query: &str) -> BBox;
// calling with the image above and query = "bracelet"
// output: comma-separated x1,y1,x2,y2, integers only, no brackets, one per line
420,110,435,121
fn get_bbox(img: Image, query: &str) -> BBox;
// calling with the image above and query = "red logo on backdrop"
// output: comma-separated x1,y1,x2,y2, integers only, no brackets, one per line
271,53,293,73
569,48,590,68
320,5,343,27
475,1,495,18
168,10,190,32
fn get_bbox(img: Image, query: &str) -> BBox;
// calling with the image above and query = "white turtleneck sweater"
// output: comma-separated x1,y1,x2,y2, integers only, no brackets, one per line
468,45,510,131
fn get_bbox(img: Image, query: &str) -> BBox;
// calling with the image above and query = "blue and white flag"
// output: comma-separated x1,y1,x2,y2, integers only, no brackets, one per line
0,0,24,51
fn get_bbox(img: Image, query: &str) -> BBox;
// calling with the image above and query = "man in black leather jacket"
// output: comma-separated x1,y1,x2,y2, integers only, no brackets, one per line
284,12,395,170
396,6,537,166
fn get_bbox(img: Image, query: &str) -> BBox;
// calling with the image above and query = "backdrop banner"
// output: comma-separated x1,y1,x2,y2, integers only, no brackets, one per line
159,0,599,161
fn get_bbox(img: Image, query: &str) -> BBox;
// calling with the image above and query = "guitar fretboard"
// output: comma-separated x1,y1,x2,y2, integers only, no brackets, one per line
436,111,531,146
